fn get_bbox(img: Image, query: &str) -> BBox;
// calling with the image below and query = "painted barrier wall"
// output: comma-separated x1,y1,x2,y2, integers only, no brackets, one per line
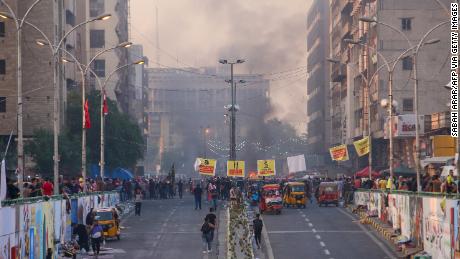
354,191,459,259
0,192,120,259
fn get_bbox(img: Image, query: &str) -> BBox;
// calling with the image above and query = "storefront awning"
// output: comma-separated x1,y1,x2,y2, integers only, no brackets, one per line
420,156,453,168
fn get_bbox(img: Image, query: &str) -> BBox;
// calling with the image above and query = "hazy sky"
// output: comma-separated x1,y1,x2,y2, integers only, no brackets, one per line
131,0,312,132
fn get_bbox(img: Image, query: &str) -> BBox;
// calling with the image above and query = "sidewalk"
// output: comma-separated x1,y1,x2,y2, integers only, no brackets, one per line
349,205,422,259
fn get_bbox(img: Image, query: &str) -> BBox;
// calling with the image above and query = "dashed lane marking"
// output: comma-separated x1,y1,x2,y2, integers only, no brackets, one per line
320,241,326,247
324,249,331,255
308,223,313,227
315,234,321,240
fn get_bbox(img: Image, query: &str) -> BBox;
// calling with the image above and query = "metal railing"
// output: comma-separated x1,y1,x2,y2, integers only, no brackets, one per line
1,190,120,207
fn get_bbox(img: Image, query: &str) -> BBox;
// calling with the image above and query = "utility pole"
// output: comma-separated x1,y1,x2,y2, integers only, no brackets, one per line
219,59,245,161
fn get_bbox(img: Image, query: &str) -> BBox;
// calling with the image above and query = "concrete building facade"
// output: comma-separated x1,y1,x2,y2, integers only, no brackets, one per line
306,0,331,165
0,0,78,137
329,0,450,171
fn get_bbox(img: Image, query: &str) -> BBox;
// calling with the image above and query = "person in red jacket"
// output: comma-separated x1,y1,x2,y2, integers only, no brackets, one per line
42,178,54,196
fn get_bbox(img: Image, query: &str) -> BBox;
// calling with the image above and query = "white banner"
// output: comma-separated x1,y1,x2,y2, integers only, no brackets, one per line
287,155,306,173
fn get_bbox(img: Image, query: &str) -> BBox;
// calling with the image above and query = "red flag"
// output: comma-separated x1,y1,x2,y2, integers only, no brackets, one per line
103,92,108,116
84,99,91,129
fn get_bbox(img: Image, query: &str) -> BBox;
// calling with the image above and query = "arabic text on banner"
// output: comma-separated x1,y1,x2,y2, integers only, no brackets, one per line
227,160,245,177
353,137,370,157
329,144,349,161
257,160,276,176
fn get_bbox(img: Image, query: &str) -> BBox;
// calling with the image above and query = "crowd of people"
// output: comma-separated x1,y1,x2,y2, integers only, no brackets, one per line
354,169,458,194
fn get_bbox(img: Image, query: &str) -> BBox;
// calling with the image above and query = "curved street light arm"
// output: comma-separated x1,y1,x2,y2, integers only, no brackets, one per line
56,17,104,54
415,20,449,55
102,63,133,90
21,20,54,53
390,45,418,72
375,21,413,48
353,42,391,72
434,0,450,16
0,0,43,28
84,46,118,75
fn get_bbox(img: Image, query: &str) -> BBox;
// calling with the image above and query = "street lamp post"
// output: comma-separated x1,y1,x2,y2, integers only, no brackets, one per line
33,14,112,193
219,59,245,160
0,0,44,195
412,22,447,192
344,39,439,188
98,60,144,179
360,16,445,192
3,10,111,194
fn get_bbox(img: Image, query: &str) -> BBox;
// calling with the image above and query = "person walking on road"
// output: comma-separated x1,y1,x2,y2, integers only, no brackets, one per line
194,184,203,210
205,208,217,252
72,223,90,254
90,220,103,257
253,213,263,249
134,189,143,216
178,180,184,199
201,215,215,253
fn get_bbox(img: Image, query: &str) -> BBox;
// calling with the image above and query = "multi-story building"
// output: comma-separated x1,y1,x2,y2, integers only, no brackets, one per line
82,0,129,101
0,1,78,136
329,0,450,171
306,0,331,166
146,67,270,175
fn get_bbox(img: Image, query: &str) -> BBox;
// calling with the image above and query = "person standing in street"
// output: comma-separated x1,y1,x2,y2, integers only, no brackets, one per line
204,208,217,253
135,189,143,216
72,223,90,254
200,216,215,253
253,213,263,249
90,220,103,257
194,184,203,210
178,180,184,199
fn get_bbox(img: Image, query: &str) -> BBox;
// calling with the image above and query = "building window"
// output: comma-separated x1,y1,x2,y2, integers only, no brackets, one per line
66,78,76,89
65,10,75,26
401,18,412,31
0,59,5,74
403,98,414,112
93,59,105,77
90,30,105,48
90,0,105,18
402,56,413,70
0,97,5,113
0,22,5,37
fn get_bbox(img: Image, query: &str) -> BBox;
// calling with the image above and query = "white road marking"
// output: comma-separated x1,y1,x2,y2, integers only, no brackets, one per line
305,218,310,222
324,249,330,255
308,223,313,227
312,228,317,233
320,241,326,247
337,208,396,259
315,234,321,240
301,214,306,217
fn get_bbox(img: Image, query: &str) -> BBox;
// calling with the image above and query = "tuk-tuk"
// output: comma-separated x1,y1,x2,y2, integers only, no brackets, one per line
259,184,282,215
95,208,121,240
317,182,339,207
282,182,306,208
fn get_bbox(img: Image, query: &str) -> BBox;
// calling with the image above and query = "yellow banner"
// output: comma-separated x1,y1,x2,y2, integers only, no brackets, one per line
257,160,276,176
197,158,216,176
227,161,245,177
329,144,349,161
353,137,370,157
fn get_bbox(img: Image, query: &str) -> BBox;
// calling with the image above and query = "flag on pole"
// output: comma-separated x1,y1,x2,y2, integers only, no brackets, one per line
353,137,370,157
103,92,109,116
84,99,91,129
329,144,349,161
0,160,6,207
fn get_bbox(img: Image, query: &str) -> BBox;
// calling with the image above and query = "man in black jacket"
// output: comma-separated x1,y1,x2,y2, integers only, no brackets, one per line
194,184,203,210
253,213,263,249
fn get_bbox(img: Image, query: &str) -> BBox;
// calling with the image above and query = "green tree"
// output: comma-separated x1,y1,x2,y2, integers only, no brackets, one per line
66,90,144,172
25,129,81,177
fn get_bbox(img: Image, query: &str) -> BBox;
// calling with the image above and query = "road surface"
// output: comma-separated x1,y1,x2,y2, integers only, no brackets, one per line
262,201,398,259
